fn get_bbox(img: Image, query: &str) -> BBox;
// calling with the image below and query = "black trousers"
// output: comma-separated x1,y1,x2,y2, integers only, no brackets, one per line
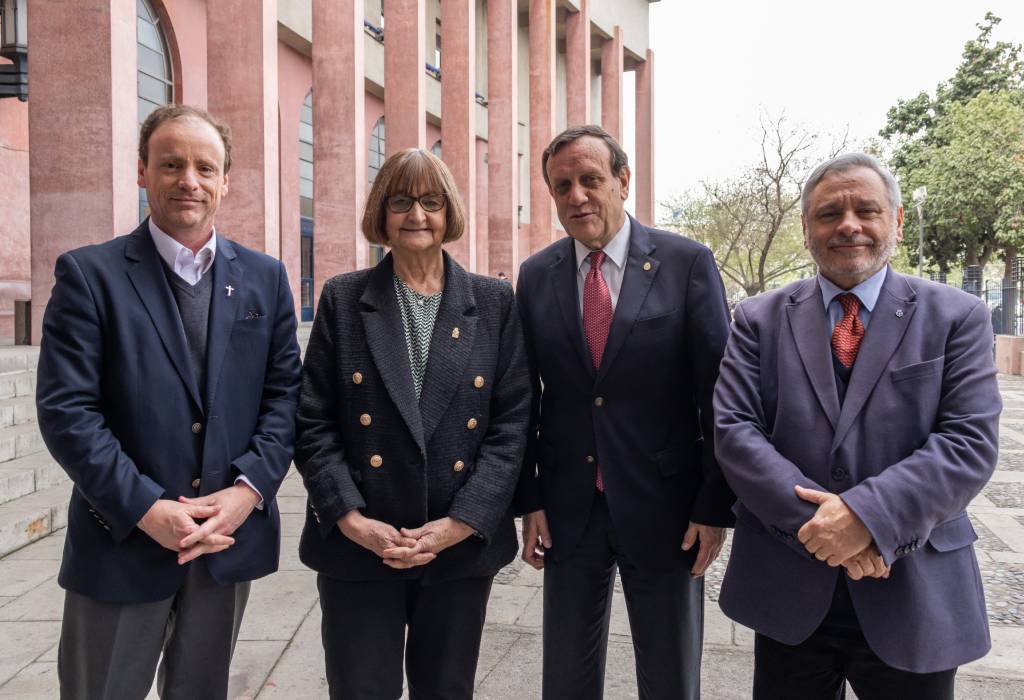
542,492,704,700
317,573,494,700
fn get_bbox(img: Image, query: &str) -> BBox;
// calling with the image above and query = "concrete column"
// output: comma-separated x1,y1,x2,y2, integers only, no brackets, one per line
565,0,591,127
440,0,476,270
600,26,623,142
487,0,518,277
385,0,426,154
312,0,365,298
635,49,655,227
28,0,137,343
529,0,556,254
206,0,280,256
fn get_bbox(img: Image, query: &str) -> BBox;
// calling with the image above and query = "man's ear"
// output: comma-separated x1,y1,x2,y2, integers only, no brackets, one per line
137,159,147,189
619,165,631,201
895,206,904,244
801,216,810,249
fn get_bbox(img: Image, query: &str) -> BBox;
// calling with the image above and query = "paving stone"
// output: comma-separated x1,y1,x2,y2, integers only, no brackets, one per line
3,530,65,560
255,603,329,699
223,640,288,700
0,482,71,558
0,561,58,597
0,661,58,699
0,576,64,622
981,559,1024,626
486,583,537,626
973,514,1012,552
998,452,1024,472
278,536,303,571
493,555,524,585
275,496,307,514
237,570,318,642
0,620,61,687
985,483,1024,509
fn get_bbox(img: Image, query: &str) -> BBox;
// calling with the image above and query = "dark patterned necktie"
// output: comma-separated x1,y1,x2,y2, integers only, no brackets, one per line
831,293,865,368
583,250,612,491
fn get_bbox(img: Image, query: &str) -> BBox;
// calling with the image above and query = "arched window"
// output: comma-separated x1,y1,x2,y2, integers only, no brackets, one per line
299,92,314,321
368,118,386,266
137,0,174,221
431,140,442,158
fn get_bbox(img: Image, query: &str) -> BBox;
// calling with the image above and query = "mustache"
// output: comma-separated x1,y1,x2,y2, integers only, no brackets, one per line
826,236,874,248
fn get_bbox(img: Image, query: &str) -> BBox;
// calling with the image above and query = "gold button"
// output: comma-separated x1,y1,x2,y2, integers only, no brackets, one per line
191,478,201,489
352,372,363,385
467,417,478,430
370,454,383,468
473,376,485,389
453,460,465,472
594,397,604,407
585,455,595,464
452,327,461,339
191,422,203,434
359,413,372,427
643,261,652,271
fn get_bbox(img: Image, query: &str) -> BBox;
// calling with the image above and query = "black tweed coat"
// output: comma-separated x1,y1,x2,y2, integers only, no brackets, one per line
295,252,530,582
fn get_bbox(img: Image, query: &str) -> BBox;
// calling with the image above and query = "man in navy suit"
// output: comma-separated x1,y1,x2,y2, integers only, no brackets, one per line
714,153,999,698
515,125,734,699
36,105,301,700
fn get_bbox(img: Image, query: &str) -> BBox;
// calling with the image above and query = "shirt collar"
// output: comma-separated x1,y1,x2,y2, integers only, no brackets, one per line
818,265,888,314
148,218,217,272
574,214,632,271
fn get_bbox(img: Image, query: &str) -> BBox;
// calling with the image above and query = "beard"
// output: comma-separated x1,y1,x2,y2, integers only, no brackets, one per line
810,228,899,283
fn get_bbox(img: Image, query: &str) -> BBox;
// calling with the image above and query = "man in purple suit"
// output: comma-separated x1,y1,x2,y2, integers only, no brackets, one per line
713,152,999,698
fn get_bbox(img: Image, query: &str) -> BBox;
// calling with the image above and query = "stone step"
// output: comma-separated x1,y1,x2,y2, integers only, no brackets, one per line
0,369,35,400
0,451,67,506
0,345,39,374
0,480,72,558
0,395,36,428
0,423,47,464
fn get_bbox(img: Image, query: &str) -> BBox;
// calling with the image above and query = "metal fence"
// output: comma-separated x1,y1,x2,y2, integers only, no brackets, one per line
959,260,1024,336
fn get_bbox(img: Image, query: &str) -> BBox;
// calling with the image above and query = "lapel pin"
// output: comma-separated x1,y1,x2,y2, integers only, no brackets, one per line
643,261,652,271
225,284,235,297
895,309,904,318
452,327,460,339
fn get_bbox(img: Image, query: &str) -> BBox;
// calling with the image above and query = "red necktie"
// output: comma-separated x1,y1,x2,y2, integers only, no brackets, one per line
831,293,864,368
583,250,613,491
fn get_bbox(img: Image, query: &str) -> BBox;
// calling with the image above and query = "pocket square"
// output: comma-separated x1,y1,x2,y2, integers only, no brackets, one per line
245,310,265,320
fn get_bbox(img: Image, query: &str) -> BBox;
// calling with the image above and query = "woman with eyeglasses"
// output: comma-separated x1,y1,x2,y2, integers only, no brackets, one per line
294,148,531,699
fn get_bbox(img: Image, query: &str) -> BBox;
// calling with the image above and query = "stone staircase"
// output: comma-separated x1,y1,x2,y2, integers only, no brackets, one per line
0,345,72,557
0,322,314,559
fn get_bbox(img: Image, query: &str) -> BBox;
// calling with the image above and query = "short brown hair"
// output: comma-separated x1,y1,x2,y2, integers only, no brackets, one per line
361,149,467,245
138,104,233,174
542,124,629,187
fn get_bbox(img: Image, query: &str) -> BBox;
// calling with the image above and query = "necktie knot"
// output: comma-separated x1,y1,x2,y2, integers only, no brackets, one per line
588,250,606,272
831,293,865,368
838,293,861,318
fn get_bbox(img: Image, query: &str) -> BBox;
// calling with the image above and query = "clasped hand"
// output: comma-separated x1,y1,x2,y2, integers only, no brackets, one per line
339,510,475,570
795,485,890,580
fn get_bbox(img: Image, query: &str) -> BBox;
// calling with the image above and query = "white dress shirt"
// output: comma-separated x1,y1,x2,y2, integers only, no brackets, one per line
148,219,263,508
574,214,632,314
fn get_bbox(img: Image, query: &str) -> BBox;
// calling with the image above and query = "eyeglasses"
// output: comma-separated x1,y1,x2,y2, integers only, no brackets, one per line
387,193,448,213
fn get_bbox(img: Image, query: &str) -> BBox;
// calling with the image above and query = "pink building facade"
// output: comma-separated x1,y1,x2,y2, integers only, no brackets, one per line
0,0,656,343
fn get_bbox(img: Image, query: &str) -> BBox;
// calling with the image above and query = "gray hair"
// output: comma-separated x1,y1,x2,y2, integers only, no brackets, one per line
801,153,901,219
542,124,630,187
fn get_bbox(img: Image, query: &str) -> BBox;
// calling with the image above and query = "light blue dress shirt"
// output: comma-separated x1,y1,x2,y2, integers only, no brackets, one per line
818,266,888,333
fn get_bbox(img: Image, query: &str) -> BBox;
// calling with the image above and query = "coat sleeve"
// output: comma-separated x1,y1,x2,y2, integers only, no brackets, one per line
294,280,367,537
713,301,826,558
839,298,1000,565
229,261,302,506
448,286,532,540
685,247,737,526
36,252,165,543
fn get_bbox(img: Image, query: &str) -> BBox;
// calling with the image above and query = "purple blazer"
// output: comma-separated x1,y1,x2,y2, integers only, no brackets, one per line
713,267,999,673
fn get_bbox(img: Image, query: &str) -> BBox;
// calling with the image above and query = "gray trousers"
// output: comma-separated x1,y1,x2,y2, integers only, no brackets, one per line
58,559,250,700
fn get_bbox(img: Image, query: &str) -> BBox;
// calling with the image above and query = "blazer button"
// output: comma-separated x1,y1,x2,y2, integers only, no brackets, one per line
352,372,363,385
831,467,847,480
466,417,478,430
453,460,466,472
370,454,383,468
473,376,486,389
360,413,372,427
191,422,203,434
594,397,604,407
191,478,201,489
585,455,595,464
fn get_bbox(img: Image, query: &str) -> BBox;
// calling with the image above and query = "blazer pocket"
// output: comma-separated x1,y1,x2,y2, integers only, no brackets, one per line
635,308,677,331
891,356,943,383
926,512,977,552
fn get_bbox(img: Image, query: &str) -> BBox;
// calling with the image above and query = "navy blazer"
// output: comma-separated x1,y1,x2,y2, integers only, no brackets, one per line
714,268,999,673
295,253,530,582
514,216,735,572
36,220,301,604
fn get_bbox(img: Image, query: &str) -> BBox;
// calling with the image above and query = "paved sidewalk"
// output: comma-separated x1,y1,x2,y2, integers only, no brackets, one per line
4,378,1024,698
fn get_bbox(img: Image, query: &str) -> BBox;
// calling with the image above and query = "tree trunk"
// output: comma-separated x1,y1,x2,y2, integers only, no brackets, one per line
966,241,979,267
1005,246,1017,280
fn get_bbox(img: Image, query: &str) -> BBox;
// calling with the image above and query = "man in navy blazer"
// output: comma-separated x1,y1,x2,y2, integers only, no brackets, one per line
515,125,734,699
714,153,999,698
36,105,301,699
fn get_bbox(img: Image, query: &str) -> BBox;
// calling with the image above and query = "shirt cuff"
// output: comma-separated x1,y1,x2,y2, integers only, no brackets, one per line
234,475,265,510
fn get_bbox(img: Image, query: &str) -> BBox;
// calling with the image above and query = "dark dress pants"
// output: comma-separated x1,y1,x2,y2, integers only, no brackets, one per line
542,491,704,700
752,577,956,700
318,573,494,700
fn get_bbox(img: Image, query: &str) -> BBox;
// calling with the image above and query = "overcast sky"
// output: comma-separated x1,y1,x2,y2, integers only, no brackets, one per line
620,1,1024,218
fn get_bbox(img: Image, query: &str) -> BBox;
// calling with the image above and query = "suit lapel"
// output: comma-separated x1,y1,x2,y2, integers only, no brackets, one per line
419,253,477,442
204,237,242,411
360,255,426,452
831,268,916,451
596,217,657,385
785,278,840,431
124,222,203,411
550,238,594,375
